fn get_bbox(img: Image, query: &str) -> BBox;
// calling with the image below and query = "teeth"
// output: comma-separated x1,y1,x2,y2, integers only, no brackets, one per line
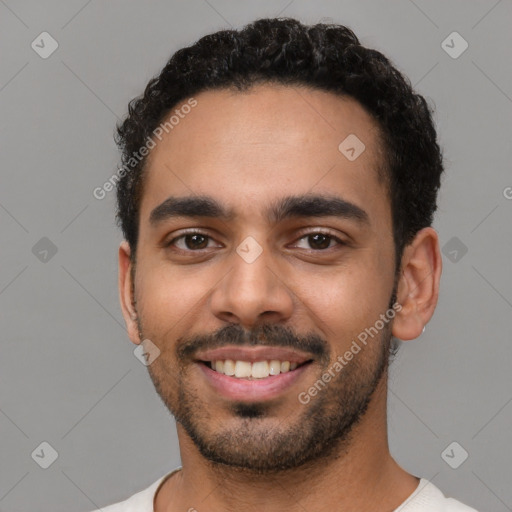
252,361,269,379
268,360,281,375
209,359,303,379
223,359,235,376
234,360,252,378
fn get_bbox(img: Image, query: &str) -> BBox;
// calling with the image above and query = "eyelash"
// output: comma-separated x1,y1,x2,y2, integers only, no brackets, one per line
164,229,346,253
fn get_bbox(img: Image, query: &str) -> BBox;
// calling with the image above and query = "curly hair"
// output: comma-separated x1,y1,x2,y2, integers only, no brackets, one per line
115,17,444,272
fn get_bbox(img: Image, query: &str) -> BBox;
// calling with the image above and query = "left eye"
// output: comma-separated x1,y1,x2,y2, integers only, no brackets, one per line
293,232,343,250
167,232,217,250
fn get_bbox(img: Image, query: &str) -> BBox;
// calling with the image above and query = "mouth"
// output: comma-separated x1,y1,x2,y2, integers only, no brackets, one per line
200,359,312,379
194,346,315,401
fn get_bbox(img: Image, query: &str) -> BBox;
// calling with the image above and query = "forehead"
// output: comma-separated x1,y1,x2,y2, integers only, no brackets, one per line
140,84,389,228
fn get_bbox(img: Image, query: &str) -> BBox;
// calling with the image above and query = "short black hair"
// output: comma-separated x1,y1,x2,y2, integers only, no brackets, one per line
115,17,444,271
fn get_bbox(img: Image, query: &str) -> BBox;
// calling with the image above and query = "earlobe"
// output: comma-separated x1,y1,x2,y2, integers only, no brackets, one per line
392,227,442,341
118,240,142,345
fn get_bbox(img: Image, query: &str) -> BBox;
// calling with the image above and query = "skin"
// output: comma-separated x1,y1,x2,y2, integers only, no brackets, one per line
118,84,442,512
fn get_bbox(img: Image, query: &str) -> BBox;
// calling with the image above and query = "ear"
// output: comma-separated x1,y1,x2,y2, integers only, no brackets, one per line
392,227,442,341
118,240,141,345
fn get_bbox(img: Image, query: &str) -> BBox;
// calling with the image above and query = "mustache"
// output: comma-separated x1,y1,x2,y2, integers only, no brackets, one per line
176,323,330,363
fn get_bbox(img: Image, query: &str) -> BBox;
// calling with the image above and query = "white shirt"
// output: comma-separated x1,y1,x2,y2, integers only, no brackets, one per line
91,468,479,512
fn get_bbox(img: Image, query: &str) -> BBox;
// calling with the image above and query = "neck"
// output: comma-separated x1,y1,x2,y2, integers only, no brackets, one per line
155,375,419,512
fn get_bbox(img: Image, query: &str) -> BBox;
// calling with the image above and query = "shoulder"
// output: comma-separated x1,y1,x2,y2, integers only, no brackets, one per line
89,481,159,512
88,468,181,512
395,478,479,512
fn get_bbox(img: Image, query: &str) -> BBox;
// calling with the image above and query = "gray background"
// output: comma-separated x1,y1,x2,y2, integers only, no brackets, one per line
1,1,511,511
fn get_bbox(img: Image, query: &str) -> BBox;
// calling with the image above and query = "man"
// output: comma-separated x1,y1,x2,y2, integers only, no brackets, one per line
94,17,478,512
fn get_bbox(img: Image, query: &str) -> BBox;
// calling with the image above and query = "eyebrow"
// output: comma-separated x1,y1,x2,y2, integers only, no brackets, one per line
149,193,370,227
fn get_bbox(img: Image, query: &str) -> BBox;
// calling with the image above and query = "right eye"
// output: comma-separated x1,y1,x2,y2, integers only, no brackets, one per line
164,231,222,252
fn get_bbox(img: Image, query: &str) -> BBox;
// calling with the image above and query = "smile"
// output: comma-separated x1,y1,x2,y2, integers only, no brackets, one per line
194,345,315,400
204,359,308,379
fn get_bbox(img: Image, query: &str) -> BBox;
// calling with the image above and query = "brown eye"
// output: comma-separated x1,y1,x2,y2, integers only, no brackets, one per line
166,231,216,251
182,233,209,250
307,233,332,250
293,231,344,251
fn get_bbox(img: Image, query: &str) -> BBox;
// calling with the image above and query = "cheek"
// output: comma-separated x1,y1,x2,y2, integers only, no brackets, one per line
294,257,392,339
135,262,209,330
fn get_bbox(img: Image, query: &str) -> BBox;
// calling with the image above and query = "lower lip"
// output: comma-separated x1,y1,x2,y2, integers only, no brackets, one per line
197,362,311,402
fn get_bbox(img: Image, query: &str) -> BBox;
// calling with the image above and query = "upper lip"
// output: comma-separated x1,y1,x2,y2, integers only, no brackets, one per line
194,346,313,364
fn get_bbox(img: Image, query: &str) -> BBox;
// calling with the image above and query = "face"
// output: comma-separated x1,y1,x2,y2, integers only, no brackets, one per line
126,84,399,472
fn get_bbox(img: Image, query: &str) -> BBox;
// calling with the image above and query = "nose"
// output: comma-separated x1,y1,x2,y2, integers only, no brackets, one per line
209,241,294,329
